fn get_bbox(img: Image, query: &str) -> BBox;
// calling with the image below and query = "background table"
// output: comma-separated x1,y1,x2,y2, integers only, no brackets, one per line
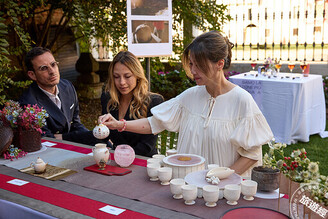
229,72,327,144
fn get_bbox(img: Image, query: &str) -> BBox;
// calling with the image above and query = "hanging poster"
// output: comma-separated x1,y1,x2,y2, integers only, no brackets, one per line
127,0,172,57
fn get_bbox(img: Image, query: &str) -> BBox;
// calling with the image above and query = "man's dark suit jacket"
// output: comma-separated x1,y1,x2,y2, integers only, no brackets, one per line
19,79,100,145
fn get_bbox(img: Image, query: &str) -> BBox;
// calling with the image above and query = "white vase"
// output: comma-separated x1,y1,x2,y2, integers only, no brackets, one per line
92,143,110,166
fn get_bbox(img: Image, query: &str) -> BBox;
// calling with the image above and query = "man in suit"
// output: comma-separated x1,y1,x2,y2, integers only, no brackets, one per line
19,47,105,146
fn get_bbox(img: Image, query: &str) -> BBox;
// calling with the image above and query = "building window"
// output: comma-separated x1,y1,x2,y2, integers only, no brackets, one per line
293,28,299,36
248,8,252,20
265,29,270,37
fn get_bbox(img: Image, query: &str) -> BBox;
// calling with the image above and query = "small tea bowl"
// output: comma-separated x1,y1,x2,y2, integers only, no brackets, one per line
202,185,220,207
157,167,172,185
152,154,165,166
224,184,241,205
170,178,185,199
181,184,198,205
241,180,258,201
147,158,162,166
147,163,161,181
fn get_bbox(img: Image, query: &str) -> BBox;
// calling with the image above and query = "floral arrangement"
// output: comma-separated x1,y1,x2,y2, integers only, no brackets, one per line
0,100,48,134
263,57,275,71
0,100,22,128
3,144,27,161
263,140,328,206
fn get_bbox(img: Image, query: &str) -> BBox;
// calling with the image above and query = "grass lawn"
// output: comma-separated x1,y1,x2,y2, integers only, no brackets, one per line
79,97,328,176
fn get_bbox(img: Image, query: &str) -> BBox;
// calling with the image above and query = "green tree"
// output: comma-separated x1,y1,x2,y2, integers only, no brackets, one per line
0,0,231,102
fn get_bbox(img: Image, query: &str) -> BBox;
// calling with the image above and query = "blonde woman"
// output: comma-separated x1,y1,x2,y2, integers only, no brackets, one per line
101,51,163,157
99,32,273,176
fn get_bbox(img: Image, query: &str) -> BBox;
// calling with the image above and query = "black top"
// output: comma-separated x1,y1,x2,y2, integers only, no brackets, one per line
101,92,164,157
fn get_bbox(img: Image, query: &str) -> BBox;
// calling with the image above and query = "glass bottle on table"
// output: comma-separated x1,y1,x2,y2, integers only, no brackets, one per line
288,61,295,77
300,61,308,77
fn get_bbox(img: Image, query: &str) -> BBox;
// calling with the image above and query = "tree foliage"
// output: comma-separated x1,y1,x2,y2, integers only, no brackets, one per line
0,0,231,103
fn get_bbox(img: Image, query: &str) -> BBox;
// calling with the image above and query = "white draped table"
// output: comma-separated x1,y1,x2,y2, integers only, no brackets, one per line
229,72,327,144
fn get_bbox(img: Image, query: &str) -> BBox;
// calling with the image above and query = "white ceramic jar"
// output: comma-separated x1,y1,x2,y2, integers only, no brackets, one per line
93,143,110,166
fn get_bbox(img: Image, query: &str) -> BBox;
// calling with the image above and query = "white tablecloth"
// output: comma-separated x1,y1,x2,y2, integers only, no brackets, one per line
229,72,327,144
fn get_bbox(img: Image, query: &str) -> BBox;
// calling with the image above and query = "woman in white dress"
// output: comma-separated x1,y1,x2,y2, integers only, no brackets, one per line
99,31,273,176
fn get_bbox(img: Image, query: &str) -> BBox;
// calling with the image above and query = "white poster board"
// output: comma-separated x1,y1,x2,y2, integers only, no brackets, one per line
127,0,172,57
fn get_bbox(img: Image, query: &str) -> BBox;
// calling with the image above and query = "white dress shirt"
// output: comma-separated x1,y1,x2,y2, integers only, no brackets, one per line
39,85,61,109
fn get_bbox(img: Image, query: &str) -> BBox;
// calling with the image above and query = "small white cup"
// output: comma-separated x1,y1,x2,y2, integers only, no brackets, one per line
224,184,241,205
152,154,165,166
207,164,220,170
202,185,220,207
152,154,165,159
170,178,185,199
147,163,161,181
147,158,161,166
181,184,198,205
157,167,172,185
166,149,178,156
241,180,258,201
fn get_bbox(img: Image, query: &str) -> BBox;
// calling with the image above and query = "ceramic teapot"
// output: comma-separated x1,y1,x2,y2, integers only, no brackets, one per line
93,143,110,167
93,124,110,139
30,157,47,173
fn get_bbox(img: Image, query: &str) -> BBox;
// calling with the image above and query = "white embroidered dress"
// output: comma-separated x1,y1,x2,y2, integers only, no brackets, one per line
148,85,274,176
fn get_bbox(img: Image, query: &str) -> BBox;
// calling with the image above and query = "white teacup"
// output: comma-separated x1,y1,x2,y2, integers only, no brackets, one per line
202,185,220,207
152,154,165,166
157,167,172,185
166,149,177,156
147,158,161,166
224,184,241,205
181,184,198,205
152,154,165,160
170,178,185,199
241,180,258,201
147,163,161,181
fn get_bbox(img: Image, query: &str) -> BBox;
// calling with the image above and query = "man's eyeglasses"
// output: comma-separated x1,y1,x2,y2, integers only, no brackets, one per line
37,61,59,72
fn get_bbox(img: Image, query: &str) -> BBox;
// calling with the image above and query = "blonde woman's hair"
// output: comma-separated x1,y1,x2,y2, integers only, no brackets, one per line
105,51,150,119
182,30,234,79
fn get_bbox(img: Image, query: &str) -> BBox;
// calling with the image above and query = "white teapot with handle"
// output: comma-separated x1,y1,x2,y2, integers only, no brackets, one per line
30,157,47,173
93,143,110,167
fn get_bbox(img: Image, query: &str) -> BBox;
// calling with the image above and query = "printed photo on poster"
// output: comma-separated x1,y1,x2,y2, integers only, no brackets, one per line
127,0,172,57
132,20,168,44
131,0,169,16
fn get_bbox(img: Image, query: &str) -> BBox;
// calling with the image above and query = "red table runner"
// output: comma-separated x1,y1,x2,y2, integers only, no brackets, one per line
0,173,156,219
41,139,147,167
